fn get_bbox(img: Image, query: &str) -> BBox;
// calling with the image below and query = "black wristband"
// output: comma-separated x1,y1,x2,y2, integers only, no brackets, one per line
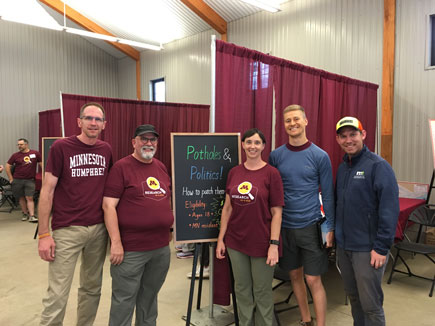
269,240,279,246
170,227,174,232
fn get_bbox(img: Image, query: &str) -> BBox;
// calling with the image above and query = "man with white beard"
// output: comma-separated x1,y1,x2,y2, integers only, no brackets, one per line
103,124,174,325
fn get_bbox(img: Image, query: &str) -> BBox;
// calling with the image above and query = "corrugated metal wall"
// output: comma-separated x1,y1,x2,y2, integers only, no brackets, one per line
118,56,137,100
229,0,383,84
0,20,119,167
141,29,214,104
394,0,435,184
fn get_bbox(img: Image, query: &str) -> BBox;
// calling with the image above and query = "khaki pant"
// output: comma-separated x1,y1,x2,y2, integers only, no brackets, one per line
227,247,275,326
40,223,108,326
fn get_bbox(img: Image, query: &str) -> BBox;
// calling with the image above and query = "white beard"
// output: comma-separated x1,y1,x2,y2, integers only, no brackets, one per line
141,146,155,160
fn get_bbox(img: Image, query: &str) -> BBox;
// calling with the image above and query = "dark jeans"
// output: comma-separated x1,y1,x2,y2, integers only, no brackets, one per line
337,247,388,326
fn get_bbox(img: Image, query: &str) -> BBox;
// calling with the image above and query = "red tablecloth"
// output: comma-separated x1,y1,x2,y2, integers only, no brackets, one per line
395,198,426,240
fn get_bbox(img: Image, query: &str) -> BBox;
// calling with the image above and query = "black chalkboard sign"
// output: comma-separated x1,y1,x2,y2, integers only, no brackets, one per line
171,133,240,243
42,137,63,177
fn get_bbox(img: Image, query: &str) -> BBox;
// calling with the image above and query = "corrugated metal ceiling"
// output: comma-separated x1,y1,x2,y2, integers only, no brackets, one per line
2,0,288,58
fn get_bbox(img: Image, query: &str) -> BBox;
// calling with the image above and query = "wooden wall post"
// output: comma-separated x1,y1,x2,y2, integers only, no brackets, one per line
381,0,396,164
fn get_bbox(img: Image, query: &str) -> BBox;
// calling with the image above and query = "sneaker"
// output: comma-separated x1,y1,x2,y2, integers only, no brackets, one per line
176,251,194,259
187,266,209,279
28,215,38,223
175,245,183,252
21,213,29,221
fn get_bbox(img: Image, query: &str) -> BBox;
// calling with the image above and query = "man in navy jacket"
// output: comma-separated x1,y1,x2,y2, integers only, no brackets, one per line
335,116,399,326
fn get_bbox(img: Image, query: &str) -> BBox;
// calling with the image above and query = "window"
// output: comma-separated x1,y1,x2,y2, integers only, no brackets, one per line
426,14,435,69
251,62,270,90
150,78,165,101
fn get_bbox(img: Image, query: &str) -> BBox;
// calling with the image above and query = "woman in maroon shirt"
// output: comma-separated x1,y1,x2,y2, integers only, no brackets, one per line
216,128,284,326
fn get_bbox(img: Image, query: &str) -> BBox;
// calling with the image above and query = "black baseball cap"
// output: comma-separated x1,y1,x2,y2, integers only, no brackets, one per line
134,124,159,138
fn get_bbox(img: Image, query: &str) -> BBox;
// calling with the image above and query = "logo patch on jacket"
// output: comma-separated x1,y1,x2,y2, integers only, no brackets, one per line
353,171,365,179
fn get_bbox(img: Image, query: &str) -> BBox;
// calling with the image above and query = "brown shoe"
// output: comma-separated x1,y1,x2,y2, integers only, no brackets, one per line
299,320,314,326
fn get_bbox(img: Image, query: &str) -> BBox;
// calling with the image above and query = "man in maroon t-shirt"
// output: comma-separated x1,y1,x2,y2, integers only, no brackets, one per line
6,138,41,222
103,124,173,326
37,103,113,326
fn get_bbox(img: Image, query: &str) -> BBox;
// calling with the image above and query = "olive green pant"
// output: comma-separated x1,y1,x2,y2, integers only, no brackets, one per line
227,247,275,326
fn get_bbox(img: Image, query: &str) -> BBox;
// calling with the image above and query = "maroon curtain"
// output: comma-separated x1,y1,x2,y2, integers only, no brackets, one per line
317,74,378,174
215,41,275,161
215,40,378,176
273,62,322,148
38,109,62,152
61,93,209,171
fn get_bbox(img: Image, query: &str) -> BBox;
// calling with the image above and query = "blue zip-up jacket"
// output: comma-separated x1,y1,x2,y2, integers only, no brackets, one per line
335,145,399,256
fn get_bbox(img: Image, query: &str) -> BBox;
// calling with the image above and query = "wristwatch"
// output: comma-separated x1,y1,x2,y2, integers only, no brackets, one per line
269,240,280,246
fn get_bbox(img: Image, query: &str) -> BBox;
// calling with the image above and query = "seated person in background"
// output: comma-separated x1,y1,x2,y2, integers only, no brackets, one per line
6,138,41,222
103,124,174,326
217,128,284,326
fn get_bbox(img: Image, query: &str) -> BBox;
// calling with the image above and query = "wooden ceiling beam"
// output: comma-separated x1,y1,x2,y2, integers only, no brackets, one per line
39,0,140,61
181,0,227,41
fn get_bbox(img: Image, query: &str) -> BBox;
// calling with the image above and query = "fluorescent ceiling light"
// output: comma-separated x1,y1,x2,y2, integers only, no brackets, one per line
240,0,281,13
65,27,118,42
118,39,161,51
66,27,161,51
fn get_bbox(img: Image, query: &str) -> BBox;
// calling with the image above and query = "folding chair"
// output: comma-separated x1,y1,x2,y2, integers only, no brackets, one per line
0,176,17,213
273,265,313,316
387,204,435,297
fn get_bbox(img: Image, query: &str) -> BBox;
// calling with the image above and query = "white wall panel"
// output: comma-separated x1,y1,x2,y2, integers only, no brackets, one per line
393,0,435,185
141,29,214,105
0,20,119,167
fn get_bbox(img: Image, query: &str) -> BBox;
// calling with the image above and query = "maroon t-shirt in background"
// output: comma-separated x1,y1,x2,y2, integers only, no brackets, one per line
104,155,174,252
225,164,284,257
7,150,41,179
46,136,113,231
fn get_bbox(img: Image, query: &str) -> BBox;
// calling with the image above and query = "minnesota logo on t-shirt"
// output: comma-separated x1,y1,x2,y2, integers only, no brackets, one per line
142,176,167,201
231,181,257,206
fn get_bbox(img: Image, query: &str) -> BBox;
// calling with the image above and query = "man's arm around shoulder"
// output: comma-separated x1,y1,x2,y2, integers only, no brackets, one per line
38,172,58,262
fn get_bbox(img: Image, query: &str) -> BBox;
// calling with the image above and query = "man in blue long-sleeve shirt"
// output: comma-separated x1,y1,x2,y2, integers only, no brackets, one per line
269,104,335,326
335,116,399,326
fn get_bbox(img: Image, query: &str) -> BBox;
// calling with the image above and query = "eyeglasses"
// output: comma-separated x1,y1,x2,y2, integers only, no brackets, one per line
81,116,104,123
138,136,158,144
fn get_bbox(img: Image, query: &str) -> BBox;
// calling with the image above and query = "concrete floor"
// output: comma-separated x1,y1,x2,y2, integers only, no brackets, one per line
0,209,434,326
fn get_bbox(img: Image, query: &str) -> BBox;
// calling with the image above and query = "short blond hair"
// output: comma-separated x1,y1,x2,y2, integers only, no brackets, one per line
283,104,306,119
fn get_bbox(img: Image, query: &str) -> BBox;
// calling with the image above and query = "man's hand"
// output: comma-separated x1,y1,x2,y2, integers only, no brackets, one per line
325,231,334,248
370,250,387,269
110,241,124,265
38,236,56,262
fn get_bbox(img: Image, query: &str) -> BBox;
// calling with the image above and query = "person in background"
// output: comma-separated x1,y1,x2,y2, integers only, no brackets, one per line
335,116,399,326
217,128,284,326
269,104,335,326
103,124,174,326
6,138,41,222
0,164,4,173
38,102,113,325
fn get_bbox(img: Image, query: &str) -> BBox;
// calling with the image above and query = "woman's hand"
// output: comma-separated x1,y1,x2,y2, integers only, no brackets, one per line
216,239,226,259
266,244,279,266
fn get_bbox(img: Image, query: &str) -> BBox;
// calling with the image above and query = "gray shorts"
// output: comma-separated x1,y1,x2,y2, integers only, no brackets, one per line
279,223,328,276
11,178,35,198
